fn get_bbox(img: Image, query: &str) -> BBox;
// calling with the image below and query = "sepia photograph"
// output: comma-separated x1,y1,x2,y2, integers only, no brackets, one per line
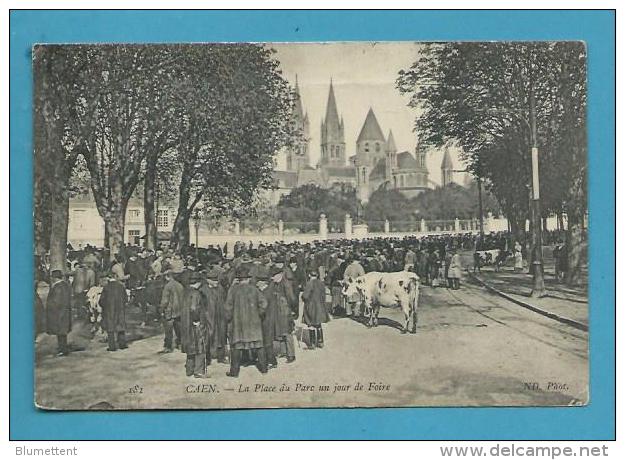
32,41,589,411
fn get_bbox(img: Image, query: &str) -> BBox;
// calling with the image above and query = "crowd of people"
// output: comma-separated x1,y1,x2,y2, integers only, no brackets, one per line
35,229,572,379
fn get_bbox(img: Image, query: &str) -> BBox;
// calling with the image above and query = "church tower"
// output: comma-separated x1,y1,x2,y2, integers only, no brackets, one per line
356,108,387,167
441,147,454,187
285,75,310,171
385,129,397,183
320,79,345,166
354,108,386,203
413,139,430,189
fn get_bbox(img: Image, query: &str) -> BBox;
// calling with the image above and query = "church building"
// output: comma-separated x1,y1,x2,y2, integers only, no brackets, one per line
271,79,431,203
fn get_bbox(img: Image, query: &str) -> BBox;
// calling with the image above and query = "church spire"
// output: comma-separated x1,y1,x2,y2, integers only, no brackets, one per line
441,147,454,187
293,74,304,121
386,129,397,153
320,78,345,166
325,78,341,130
441,147,453,169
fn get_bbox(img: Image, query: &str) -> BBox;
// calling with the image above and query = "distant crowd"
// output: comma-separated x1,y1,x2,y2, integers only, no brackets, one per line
35,229,574,378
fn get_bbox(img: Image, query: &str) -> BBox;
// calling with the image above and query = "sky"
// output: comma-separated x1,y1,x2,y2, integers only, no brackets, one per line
271,42,467,186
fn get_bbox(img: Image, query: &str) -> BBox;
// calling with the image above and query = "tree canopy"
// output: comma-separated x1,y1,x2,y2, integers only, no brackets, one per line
34,44,296,255
397,42,587,283
277,183,359,232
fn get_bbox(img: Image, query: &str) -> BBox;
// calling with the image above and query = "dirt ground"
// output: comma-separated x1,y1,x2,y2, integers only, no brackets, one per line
35,279,588,410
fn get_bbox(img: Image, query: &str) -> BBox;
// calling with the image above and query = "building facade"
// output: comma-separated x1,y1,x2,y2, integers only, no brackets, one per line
67,193,177,248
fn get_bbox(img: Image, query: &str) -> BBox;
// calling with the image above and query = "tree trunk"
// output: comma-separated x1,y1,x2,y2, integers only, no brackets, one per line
41,90,71,273
49,183,70,273
565,208,584,286
171,213,191,250
33,176,51,256
170,168,198,250
106,210,126,258
143,160,157,250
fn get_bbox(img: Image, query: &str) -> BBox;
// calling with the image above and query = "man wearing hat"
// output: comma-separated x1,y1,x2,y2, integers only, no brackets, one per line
71,261,95,312
447,248,463,290
169,253,185,276
46,269,73,356
262,265,298,366
199,267,228,365
224,263,268,377
271,255,299,317
327,253,345,316
180,271,209,378
343,256,365,317
110,254,129,283
255,266,277,368
302,267,330,349
159,270,185,353
99,271,129,351
150,251,164,278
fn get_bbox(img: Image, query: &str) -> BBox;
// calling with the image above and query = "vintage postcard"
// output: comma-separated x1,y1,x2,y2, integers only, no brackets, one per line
33,41,588,410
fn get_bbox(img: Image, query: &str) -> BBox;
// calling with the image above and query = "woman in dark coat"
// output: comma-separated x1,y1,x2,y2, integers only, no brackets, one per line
302,268,330,349
98,273,128,351
46,270,72,356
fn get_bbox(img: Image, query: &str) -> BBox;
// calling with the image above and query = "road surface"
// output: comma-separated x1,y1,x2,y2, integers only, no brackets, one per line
35,278,588,410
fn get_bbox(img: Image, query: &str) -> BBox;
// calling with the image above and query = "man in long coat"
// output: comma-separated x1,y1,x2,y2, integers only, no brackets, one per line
199,268,227,364
72,262,95,311
224,264,268,377
159,271,185,353
46,270,72,356
447,249,463,290
256,267,277,368
302,267,330,349
343,257,365,316
180,272,209,378
35,283,45,336
263,265,298,365
98,272,128,351
326,253,345,316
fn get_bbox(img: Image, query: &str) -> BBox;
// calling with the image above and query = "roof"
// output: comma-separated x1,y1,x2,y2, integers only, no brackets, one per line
396,151,419,170
356,108,386,143
369,159,387,181
323,166,356,178
69,191,175,208
441,148,454,169
272,170,298,188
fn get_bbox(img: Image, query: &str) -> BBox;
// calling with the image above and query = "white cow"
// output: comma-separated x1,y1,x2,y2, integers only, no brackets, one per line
342,271,420,334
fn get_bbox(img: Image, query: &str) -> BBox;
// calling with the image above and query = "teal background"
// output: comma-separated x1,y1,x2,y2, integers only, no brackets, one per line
9,10,615,440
